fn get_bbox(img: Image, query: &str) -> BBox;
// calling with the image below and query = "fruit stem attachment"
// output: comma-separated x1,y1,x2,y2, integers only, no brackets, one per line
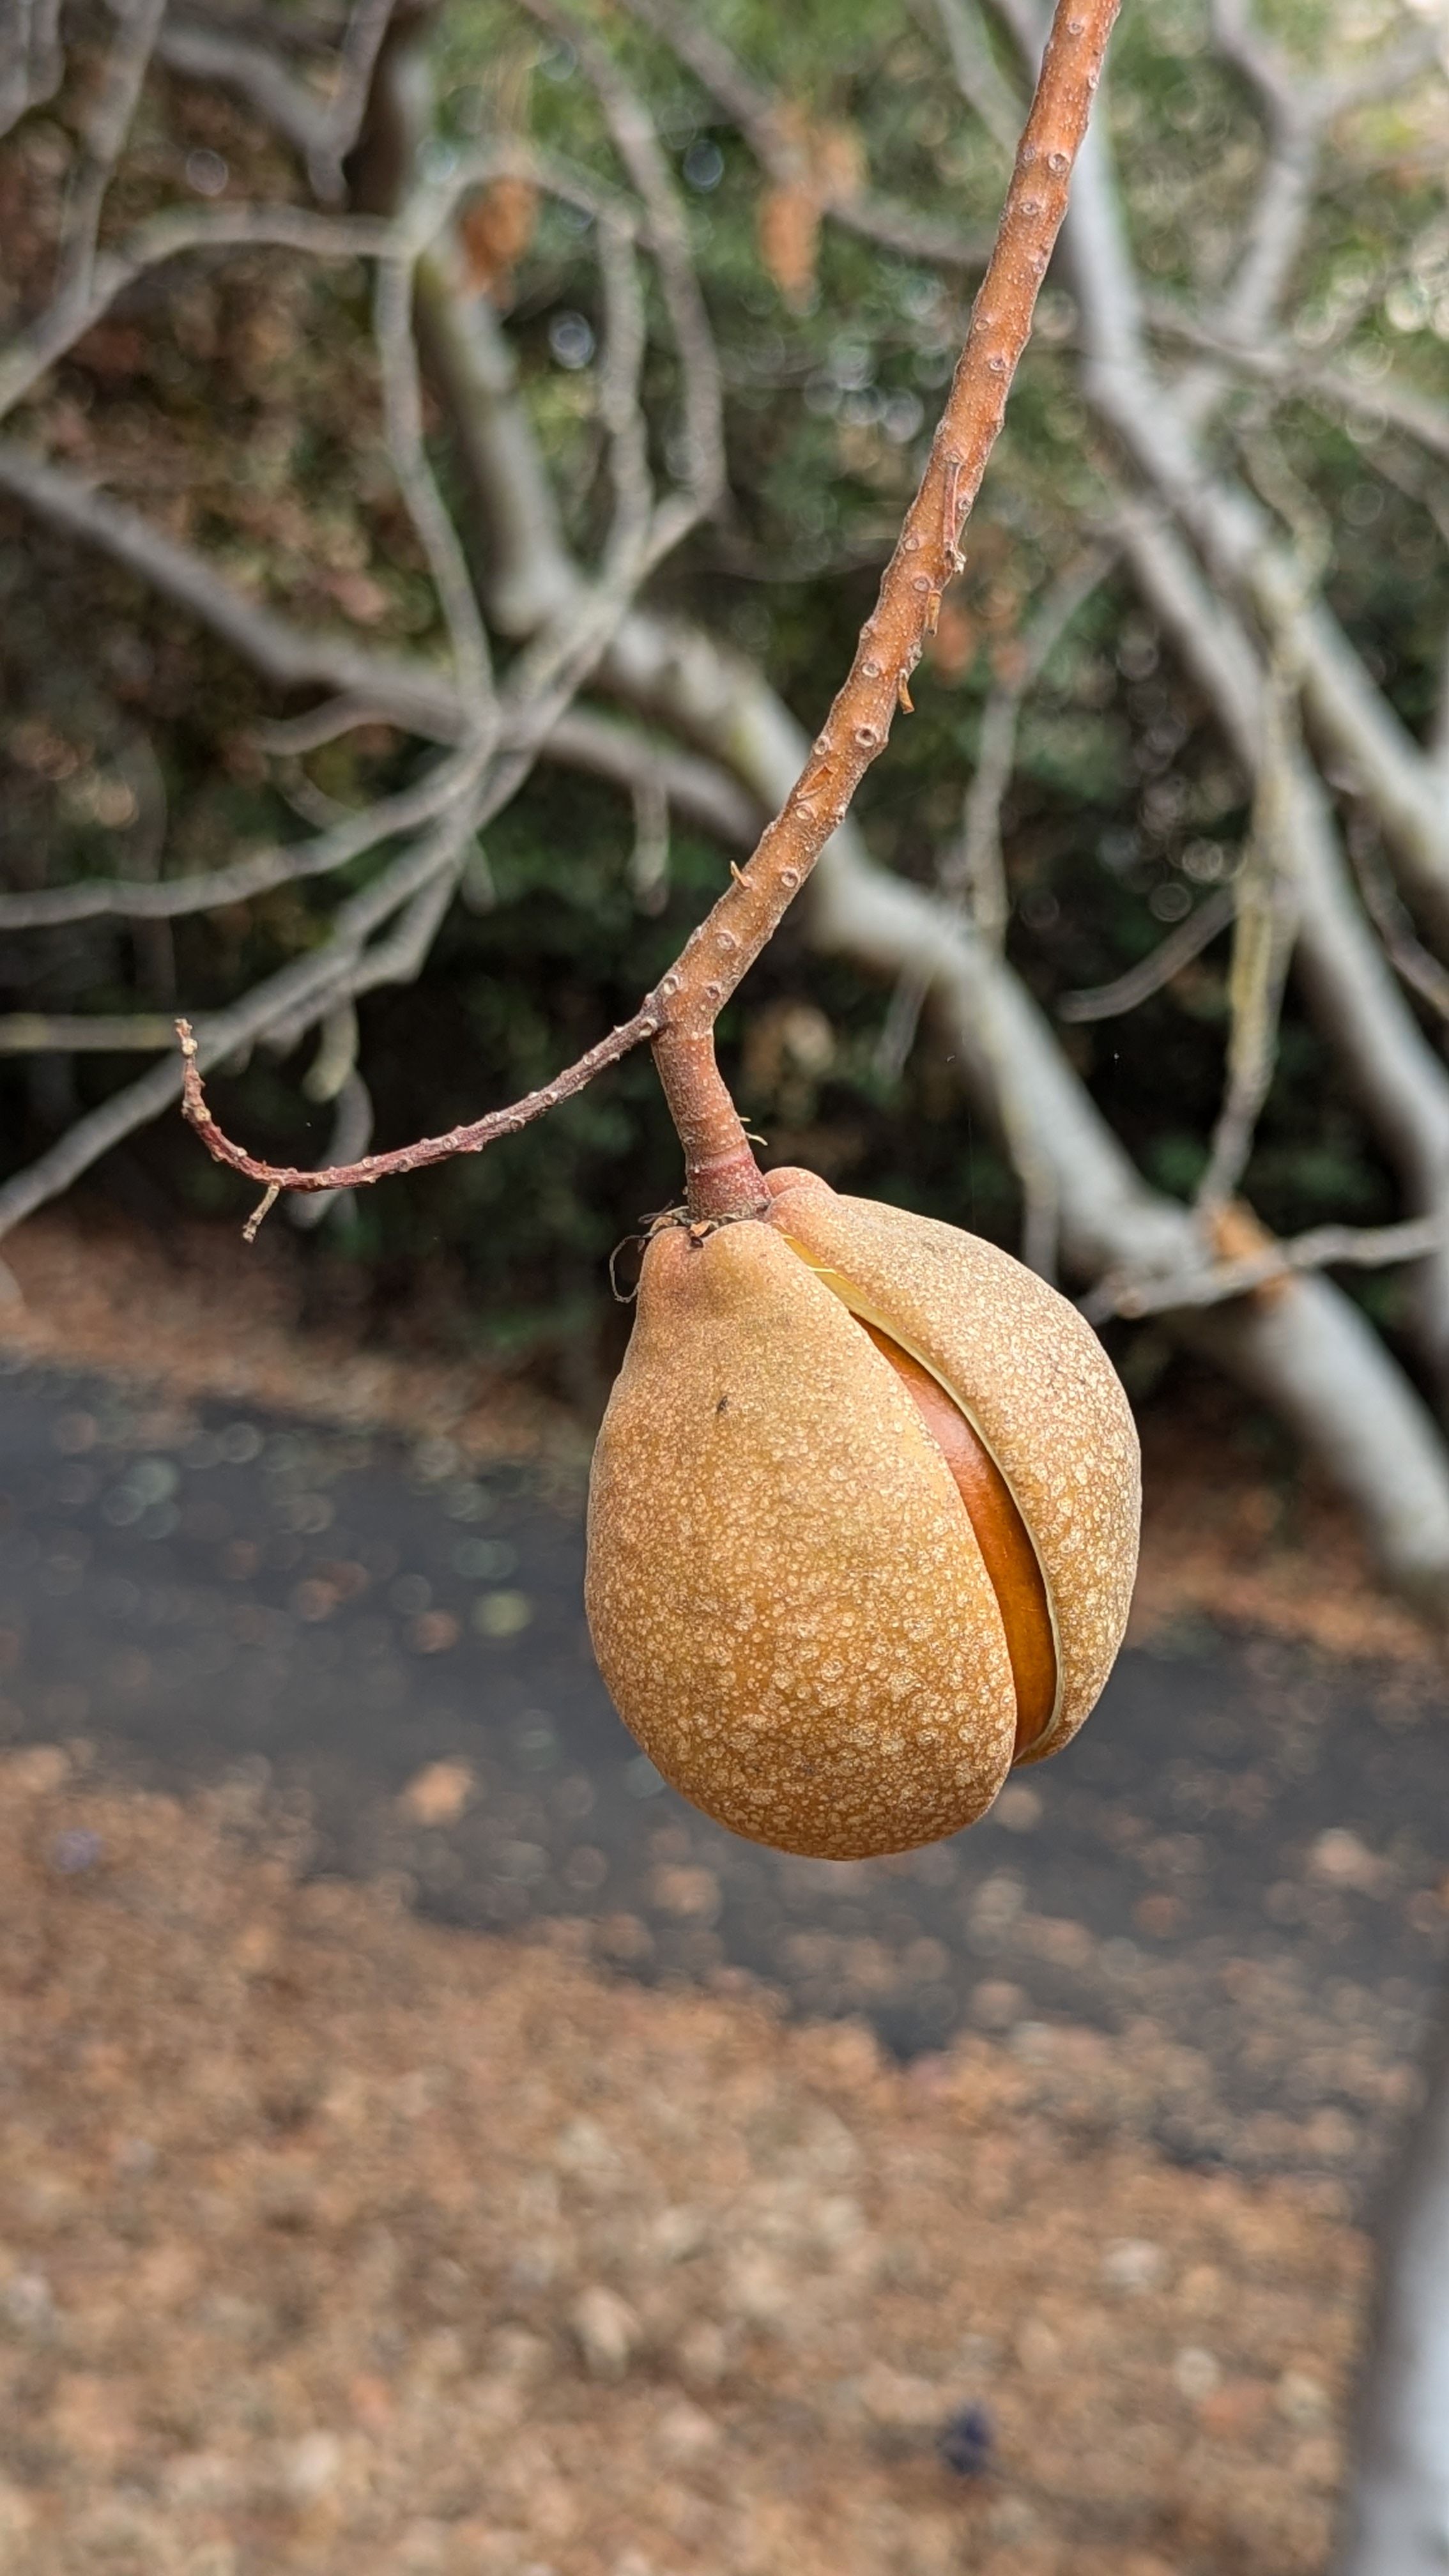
652,1028,769,1222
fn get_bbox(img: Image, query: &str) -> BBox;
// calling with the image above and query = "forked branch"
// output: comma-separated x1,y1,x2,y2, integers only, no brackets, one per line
179,0,1123,1229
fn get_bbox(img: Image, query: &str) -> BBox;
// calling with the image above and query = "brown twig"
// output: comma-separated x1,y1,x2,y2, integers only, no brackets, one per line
177,1006,661,1202
178,0,1121,1227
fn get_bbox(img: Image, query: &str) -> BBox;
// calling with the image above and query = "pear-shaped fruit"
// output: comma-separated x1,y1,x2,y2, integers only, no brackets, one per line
585,1169,1139,1860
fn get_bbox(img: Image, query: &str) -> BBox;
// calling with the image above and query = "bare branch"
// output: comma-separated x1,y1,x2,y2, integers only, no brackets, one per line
878,542,1114,1080
519,0,725,514
329,844,462,1005
0,443,461,740
288,1070,374,1230
1434,629,1449,785
302,1002,362,1105
3,131,616,421
1288,581,1449,944
1088,1211,1449,1324
1059,109,1449,1384
1149,303,1449,466
1212,0,1440,125
177,1000,660,1195
1,201,398,422
1196,674,1301,1219
1057,884,1238,1022
0,817,463,1243
650,0,1121,1050
311,0,402,201
1349,825,1449,1027
251,698,413,756
1060,95,1449,949
0,746,484,927
592,211,656,547
947,544,1114,941
1202,2,1327,357
931,0,1029,157
0,0,63,139
53,0,169,319
372,243,496,718
1116,486,1449,1389
1208,0,1292,111
543,707,765,848
610,0,992,273
0,1013,203,1054
413,246,589,635
158,4,406,203
157,19,334,164
1337,2007,1449,2576
627,764,671,914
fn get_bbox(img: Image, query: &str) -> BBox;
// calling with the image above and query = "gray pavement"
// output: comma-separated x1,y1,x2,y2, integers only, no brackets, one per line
3,1347,1447,2192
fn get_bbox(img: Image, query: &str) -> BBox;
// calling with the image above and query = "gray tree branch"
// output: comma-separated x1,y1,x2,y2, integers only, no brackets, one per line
1061,119,1449,1392
1337,2008,1449,2576
0,0,62,138
0,445,461,737
610,0,993,273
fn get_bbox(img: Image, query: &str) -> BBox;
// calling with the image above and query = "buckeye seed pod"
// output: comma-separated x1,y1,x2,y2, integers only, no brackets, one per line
586,1166,1140,1859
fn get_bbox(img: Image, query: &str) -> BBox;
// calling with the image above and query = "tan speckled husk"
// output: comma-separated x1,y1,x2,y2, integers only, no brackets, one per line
763,1168,1140,1763
586,1219,1018,1859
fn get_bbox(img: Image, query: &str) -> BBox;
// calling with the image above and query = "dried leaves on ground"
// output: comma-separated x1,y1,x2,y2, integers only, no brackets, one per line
0,1749,1364,2576
1,1208,584,1472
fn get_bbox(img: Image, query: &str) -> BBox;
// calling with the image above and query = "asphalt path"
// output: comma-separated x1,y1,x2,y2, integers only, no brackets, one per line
3,1349,1446,2189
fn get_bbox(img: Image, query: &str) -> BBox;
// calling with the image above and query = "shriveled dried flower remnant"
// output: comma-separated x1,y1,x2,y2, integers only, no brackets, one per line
586,1169,1140,1859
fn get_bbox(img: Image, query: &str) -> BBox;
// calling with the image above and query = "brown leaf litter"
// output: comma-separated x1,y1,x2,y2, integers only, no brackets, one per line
0,1747,1366,2576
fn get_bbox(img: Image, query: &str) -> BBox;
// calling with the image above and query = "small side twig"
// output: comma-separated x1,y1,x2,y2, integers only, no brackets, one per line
177,1006,662,1196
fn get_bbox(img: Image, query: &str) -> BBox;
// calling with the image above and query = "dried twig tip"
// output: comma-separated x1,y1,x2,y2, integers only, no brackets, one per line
176,1017,213,1125
242,1183,281,1245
